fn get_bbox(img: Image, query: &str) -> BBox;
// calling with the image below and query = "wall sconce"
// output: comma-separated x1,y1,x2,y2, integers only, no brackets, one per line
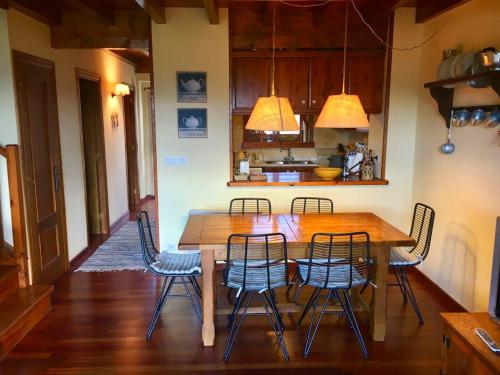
111,83,130,98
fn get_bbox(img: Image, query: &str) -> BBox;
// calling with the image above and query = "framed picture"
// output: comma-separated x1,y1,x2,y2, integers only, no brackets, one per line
177,71,207,103
178,108,207,138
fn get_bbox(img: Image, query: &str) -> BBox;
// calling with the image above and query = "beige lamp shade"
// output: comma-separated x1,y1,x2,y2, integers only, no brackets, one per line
315,93,369,128
112,83,130,97
245,96,300,131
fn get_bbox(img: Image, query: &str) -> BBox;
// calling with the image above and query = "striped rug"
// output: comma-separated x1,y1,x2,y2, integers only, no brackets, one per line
76,220,151,272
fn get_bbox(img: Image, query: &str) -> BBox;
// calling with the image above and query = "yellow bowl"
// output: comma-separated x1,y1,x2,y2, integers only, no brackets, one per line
314,167,342,181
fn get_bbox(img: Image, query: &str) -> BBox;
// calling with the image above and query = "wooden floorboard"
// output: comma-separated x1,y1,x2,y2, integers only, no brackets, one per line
0,200,463,374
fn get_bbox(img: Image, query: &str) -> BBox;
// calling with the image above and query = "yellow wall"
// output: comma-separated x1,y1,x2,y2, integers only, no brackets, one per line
2,10,136,261
152,8,420,251
412,0,500,311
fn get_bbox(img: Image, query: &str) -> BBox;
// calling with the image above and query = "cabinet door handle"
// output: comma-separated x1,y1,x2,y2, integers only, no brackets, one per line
312,99,316,104
301,99,306,104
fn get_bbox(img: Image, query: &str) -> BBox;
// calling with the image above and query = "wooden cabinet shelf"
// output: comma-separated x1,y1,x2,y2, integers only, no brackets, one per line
424,71,500,127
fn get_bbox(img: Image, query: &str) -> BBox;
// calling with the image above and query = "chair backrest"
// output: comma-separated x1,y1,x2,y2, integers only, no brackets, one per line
229,198,272,215
303,232,370,289
409,203,435,260
225,233,288,291
136,211,158,266
291,197,334,214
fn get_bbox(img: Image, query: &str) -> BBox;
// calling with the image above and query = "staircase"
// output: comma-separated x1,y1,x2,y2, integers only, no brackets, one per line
0,265,53,360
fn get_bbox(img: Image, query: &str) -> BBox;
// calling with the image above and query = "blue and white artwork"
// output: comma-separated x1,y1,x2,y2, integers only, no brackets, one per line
177,71,207,103
178,108,207,138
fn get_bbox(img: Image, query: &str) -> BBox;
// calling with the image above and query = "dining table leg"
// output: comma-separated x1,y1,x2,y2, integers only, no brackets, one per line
370,245,389,341
200,247,215,346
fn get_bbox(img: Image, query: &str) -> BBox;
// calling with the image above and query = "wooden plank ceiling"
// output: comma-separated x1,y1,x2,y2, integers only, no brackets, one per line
0,0,470,60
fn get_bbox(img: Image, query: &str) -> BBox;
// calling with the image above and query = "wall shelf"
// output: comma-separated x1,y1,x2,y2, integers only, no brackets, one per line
424,70,500,128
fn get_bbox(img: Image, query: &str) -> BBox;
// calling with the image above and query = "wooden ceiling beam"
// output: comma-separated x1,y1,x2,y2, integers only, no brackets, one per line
64,0,115,26
7,0,61,25
415,0,471,23
202,0,219,24
134,0,165,24
52,10,149,48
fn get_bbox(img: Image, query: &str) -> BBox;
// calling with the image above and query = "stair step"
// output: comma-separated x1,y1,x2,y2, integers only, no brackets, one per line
0,285,53,360
0,266,19,304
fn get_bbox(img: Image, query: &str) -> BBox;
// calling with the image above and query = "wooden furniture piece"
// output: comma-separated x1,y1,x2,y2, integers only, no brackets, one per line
424,70,500,128
178,212,415,346
231,51,385,115
441,312,500,375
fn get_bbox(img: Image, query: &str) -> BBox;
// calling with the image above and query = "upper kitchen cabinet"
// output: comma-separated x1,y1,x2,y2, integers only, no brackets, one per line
348,52,385,113
310,57,344,110
232,57,270,113
274,57,310,112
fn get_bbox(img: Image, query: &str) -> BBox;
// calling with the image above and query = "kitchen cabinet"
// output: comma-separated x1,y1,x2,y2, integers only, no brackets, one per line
310,57,344,110
348,53,385,113
232,57,270,112
274,57,310,112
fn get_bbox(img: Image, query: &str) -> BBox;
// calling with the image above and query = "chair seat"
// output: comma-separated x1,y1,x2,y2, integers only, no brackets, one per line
226,262,287,291
389,247,422,267
298,263,366,289
150,251,202,275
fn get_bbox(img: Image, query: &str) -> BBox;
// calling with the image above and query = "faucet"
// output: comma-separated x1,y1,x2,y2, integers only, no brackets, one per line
281,147,294,164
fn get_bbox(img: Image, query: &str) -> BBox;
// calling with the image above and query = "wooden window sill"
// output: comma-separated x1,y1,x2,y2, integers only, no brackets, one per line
227,172,389,187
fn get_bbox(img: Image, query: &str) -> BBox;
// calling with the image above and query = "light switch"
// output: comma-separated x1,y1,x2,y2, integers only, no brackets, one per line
164,156,187,166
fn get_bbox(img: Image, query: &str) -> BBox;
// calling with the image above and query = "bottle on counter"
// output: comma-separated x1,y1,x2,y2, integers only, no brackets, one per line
360,149,374,180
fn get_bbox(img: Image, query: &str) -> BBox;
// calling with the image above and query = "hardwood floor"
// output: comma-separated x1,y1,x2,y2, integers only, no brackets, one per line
0,200,463,374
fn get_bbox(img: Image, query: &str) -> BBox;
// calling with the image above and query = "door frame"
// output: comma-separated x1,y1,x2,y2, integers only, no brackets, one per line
12,50,69,282
122,86,140,211
75,68,111,236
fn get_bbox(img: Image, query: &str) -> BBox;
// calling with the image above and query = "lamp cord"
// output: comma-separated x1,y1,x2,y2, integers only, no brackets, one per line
342,0,348,94
279,0,441,52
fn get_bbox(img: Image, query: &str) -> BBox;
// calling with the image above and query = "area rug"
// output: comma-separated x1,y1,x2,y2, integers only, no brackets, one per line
76,220,151,272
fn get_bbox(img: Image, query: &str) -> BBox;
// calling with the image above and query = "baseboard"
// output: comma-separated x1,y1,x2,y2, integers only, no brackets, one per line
409,267,468,313
70,210,131,270
110,211,130,235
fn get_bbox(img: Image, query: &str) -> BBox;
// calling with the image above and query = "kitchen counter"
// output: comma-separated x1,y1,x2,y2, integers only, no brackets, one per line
227,172,389,187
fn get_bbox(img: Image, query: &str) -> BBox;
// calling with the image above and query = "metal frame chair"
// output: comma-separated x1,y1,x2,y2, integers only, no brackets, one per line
229,198,272,215
296,232,371,358
287,197,334,299
137,211,203,339
223,233,289,361
388,203,435,324
290,197,334,214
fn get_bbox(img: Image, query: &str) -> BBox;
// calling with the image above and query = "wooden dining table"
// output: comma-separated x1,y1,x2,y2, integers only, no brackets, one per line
178,212,415,347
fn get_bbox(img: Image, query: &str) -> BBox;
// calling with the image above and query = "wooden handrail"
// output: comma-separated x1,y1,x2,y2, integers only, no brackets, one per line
1,145,29,287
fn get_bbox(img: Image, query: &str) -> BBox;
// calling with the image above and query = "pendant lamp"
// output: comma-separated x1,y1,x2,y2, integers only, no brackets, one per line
315,1,369,129
245,7,299,132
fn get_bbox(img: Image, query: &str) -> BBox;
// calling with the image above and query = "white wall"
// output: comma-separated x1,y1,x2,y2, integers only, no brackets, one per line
4,10,135,260
0,10,17,245
152,8,420,251
412,0,500,311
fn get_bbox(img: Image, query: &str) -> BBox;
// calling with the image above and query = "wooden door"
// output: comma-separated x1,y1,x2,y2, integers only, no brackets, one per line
274,57,309,112
77,72,110,241
123,91,140,211
232,57,270,112
12,51,68,285
310,57,344,110
348,53,385,114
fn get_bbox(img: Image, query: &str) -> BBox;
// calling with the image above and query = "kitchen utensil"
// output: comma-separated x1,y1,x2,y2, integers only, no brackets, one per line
440,124,455,154
313,167,342,181
468,53,490,88
485,111,500,128
452,110,471,127
470,109,487,126
480,48,500,70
